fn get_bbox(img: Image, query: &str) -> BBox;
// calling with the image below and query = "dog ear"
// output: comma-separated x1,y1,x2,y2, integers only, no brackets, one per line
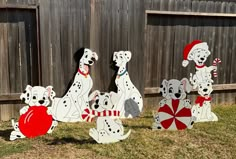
110,91,120,105
124,51,132,62
89,90,100,101
46,86,56,100
20,85,33,104
93,52,98,61
188,50,195,61
181,78,192,93
159,79,168,98
113,52,118,61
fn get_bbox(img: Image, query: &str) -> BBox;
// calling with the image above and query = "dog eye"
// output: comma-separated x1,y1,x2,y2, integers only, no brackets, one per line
85,55,88,58
207,84,210,86
33,96,37,100
178,90,181,93
120,56,123,59
43,97,46,100
104,101,108,105
169,89,172,93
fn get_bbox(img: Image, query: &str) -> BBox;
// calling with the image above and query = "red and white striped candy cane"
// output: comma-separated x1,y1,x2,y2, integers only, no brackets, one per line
212,58,221,77
81,108,120,122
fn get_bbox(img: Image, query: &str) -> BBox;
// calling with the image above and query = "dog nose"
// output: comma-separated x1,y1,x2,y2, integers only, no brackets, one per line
94,105,99,109
200,57,204,61
203,89,208,92
175,93,181,98
88,60,93,64
39,100,44,104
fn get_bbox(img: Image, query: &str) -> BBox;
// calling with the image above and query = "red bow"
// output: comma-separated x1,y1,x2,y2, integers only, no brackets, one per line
195,96,211,107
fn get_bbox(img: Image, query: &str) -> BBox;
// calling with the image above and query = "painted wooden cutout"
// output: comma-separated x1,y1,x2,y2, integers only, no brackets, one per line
190,72,218,122
81,90,121,122
113,51,143,118
152,78,196,130
51,48,98,122
89,117,131,144
10,85,58,140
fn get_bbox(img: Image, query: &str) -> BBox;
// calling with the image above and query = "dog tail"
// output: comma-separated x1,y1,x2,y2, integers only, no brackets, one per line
119,129,131,140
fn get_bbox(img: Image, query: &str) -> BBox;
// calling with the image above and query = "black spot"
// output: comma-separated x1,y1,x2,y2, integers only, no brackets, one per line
117,130,120,133
126,84,128,86
163,88,165,91
23,90,27,93
113,131,116,133
65,105,67,107
27,93,29,97
63,101,66,103
126,81,128,83
16,135,21,138
22,98,26,102
160,92,163,96
160,85,163,88
191,121,194,125
109,128,111,131
73,83,76,86
75,101,77,103
75,90,77,92
157,126,162,129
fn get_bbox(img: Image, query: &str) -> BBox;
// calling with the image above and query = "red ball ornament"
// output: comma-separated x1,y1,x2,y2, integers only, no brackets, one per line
19,106,53,138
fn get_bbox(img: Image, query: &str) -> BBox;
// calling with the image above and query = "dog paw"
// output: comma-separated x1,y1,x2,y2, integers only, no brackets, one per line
19,106,29,115
184,99,191,108
159,99,167,107
10,131,25,141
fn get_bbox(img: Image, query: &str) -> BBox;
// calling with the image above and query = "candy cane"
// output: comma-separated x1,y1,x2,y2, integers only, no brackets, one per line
212,58,221,77
81,108,120,122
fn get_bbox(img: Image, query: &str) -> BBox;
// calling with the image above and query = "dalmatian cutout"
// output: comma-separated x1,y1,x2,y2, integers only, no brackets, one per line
89,117,131,144
81,90,121,122
10,85,58,141
113,51,143,118
152,78,196,130
51,48,98,122
190,72,218,122
182,40,219,81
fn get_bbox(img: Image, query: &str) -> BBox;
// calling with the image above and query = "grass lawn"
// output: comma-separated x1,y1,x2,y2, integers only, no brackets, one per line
0,104,236,159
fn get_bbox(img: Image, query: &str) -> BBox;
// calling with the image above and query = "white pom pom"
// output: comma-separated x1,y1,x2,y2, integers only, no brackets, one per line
182,60,189,67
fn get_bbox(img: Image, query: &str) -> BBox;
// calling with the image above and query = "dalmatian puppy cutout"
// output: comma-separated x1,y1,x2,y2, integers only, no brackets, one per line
190,72,218,122
152,78,196,130
51,48,98,122
87,91,131,144
182,40,219,81
113,51,143,118
10,85,58,141
81,90,121,122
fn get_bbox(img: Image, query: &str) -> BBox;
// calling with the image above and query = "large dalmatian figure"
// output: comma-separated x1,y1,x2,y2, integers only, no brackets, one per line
190,72,218,122
113,51,143,118
10,85,58,140
88,90,131,144
51,48,98,122
152,78,196,130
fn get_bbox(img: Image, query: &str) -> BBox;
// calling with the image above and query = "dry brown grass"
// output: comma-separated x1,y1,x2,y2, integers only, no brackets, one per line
0,104,236,159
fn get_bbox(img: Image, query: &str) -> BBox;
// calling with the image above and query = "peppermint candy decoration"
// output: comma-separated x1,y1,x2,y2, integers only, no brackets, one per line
212,58,221,77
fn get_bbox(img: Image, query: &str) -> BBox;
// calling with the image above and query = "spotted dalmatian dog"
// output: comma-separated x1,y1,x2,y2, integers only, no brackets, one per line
51,48,98,122
89,117,131,144
190,72,218,122
10,85,58,141
113,51,143,118
152,78,196,130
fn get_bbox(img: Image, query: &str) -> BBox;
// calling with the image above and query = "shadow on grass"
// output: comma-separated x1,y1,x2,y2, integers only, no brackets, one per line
123,124,152,130
0,129,12,141
47,137,97,145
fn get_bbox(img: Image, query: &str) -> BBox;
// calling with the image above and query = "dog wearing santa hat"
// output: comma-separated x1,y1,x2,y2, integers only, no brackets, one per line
182,40,217,81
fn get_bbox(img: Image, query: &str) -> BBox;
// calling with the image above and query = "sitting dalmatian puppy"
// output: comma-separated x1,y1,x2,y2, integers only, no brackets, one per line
113,51,143,118
10,85,58,141
87,90,131,144
152,78,196,130
182,40,217,81
190,73,218,122
51,48,98,122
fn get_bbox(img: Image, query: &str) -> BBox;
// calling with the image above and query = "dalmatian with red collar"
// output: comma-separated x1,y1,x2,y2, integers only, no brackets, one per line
51,48,98,122
190,72,218,122
113,51,143,118
182,40,217,81
10,85,58,140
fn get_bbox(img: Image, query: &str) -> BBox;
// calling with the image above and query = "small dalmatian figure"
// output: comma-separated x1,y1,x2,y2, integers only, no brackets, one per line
51,48,98,122
190,72,218,122
113,51,143,118
152,78,196,130
10,85,58,141
182,40,217,82
89,117,131,144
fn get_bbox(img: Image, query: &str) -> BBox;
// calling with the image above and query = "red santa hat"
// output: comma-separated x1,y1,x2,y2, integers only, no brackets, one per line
182,40,208,67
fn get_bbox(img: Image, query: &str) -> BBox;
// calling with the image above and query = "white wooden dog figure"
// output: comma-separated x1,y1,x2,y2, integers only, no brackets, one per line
51,48,98,122
10,85,58,141
182,40,217,81
81,90,121,122
152,78,196,130
190,72,218,122
87,91,131,144
113,51,143,118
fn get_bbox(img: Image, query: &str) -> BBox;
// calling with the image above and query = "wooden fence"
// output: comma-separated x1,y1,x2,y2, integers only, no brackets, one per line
0,0,236,120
